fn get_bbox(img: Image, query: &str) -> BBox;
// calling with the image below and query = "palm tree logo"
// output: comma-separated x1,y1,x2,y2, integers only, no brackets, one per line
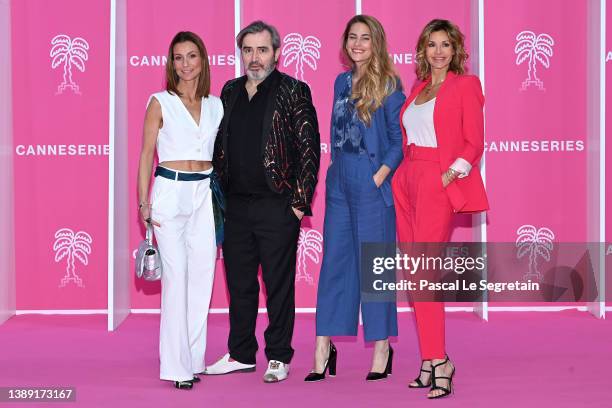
514,31,554,91
296,228,323,285
50,34,90,95
53,228,93,287
516,224,555,282
281,33,321,83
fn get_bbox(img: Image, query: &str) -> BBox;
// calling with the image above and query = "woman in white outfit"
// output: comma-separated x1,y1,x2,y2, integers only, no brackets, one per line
137,31,224,390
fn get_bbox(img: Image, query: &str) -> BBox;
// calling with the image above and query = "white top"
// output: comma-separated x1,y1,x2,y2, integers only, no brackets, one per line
402,98,472,178
403,97,437,147
147,91,223,163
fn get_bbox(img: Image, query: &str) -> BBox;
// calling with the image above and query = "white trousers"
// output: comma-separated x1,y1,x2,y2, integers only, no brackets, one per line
151,168,216,381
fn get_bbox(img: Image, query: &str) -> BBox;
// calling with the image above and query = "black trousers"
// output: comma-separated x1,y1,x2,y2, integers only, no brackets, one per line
223,193,300,364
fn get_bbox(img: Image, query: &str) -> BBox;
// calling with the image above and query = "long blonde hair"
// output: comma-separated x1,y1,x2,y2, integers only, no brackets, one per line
342,15,399,126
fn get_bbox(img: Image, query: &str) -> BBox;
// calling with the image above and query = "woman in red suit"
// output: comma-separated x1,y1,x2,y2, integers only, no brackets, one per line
391,19,488,399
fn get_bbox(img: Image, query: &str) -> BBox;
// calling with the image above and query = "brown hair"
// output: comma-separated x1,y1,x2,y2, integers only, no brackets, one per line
165,31,210,98
341,15,399,126
415,19,468,80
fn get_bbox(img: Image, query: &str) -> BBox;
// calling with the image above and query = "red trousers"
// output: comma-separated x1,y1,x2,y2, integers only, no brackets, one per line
391,145,453,360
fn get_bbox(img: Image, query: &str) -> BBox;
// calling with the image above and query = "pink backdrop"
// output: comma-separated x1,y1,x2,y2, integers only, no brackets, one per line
606,0,611,306
362,0,474,243
126,0,236,310
241,0,354,308
12,0,110,310
484,0,590,308
361,1,475,309
485,0,588,244
10,0,608,310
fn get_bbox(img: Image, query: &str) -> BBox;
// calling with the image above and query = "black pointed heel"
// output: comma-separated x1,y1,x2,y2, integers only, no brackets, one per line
428,357,455,399
365,346,393,381
304,341,337,382
408,360,432,388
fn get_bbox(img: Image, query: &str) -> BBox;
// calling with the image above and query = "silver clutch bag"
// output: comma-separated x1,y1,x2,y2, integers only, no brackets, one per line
135,223,162,281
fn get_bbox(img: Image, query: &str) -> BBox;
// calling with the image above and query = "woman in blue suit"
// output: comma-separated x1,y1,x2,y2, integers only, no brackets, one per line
305,15,405,382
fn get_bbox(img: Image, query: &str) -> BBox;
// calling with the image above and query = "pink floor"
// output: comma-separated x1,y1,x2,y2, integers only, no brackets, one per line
0,311,610,408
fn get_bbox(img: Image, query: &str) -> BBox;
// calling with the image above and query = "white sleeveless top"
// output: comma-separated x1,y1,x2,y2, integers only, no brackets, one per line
402,97,437,147
147,91,223,162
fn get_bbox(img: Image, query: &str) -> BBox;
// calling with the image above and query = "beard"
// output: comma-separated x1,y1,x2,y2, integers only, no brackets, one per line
245,60,276,81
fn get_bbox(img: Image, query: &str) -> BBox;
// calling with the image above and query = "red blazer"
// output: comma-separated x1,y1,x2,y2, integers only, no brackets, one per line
399,71,489,213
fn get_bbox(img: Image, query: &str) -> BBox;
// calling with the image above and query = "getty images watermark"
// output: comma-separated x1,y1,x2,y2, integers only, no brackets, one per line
369,252,538,293
360,242,606,303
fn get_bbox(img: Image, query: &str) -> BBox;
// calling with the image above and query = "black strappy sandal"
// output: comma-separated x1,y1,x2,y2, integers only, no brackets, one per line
428,357,455,399
408,360,432,388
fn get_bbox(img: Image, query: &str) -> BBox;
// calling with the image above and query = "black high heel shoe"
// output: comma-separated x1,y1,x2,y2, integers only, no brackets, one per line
304,341,337,382
365,346,393,381
408,360,432,388
428,357,455,399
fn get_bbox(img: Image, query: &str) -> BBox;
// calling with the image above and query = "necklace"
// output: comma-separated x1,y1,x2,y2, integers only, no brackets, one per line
424,80,443,95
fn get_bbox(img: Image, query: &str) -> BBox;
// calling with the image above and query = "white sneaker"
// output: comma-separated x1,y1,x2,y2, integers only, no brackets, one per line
203,353,256,375
263,360,289,383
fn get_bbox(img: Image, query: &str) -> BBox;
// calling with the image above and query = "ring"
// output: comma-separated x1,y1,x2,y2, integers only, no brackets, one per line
145,218,152,224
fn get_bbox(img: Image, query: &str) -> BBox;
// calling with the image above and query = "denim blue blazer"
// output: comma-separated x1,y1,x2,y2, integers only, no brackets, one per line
330,71,406,207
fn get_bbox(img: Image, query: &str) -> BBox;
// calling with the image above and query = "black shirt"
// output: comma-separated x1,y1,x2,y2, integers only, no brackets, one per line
227,69,280,196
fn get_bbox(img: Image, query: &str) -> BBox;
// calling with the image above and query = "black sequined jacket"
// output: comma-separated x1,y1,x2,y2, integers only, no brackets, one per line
213,71,321,216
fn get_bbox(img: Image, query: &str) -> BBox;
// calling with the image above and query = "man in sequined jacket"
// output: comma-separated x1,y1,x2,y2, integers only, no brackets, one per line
206,20,320,383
